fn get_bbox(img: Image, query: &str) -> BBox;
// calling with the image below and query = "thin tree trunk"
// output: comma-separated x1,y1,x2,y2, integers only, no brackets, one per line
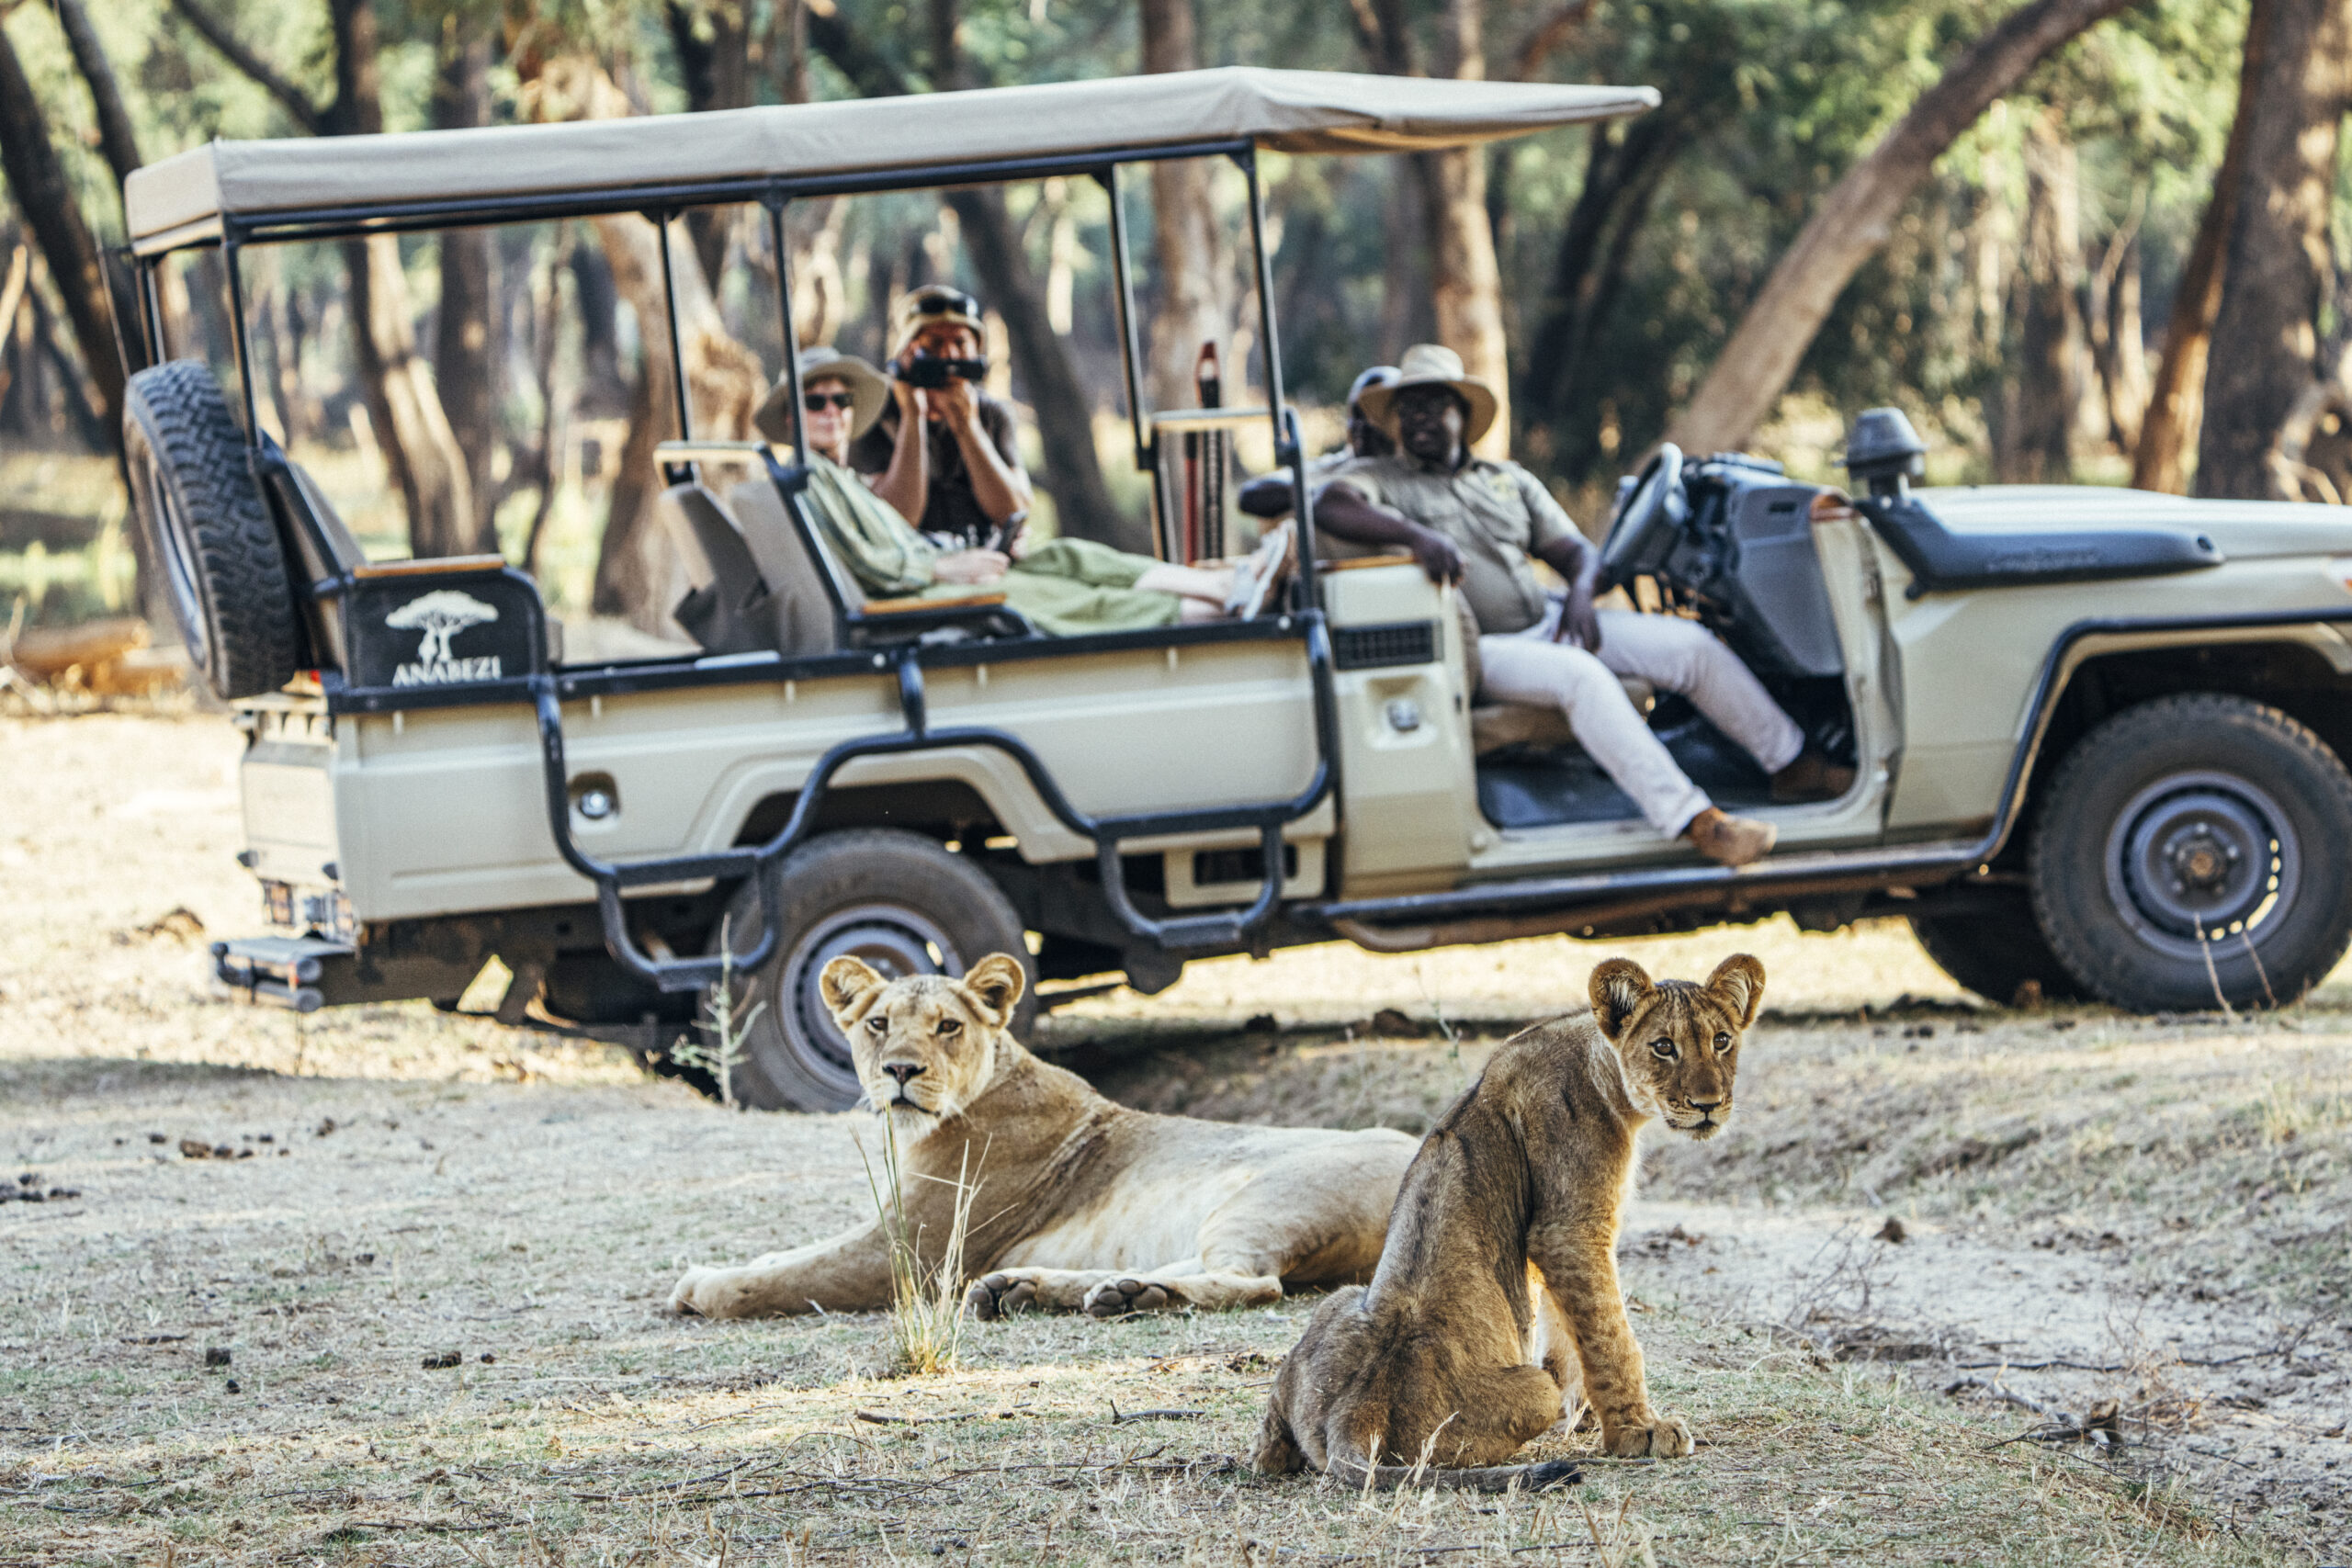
1426,0,1510,457
347,234,476,555
52,0,142,197
0,22,123,432
2195,0,2352,500
1140,0,1230,412
432,26,499,555
1998,107,2082,482
2133,0,2269,493
1666,0,2136,457
667,1,753,282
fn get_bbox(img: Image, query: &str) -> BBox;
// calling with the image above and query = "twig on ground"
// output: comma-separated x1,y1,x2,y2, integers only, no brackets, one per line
1107,1401,1207,1424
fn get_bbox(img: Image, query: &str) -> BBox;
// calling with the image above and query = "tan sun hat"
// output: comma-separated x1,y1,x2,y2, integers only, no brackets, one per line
754,344,890,444
1354,343,1498,446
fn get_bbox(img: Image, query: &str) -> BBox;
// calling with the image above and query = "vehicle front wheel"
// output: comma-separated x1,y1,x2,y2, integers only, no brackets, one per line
1907,890,2085,1008
2028,694,2352,1012
711,829,1036,1112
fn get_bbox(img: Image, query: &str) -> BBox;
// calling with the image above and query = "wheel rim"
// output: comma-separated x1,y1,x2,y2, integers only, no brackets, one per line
146,452,213,677
2101,769,2300,961
771,904,967,1105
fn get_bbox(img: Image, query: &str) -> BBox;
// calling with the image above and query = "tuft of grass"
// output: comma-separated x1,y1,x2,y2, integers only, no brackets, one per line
857,1126,979,1376
667,917,763,1110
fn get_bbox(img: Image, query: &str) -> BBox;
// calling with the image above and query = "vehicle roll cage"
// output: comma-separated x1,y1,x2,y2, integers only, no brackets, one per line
133,139,1337,991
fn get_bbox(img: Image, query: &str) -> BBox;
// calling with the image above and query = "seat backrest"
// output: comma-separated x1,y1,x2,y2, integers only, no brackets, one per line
659,482,783,655
728,478,846,656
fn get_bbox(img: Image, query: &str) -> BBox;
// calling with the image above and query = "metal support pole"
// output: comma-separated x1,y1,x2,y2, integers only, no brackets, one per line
221,235,261,441
766,198,807,459
1238,151,1316,604
653,210,693,441
1101,165,1154,472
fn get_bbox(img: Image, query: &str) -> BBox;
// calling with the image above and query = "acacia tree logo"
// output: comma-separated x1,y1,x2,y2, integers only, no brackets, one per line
387,590,498,664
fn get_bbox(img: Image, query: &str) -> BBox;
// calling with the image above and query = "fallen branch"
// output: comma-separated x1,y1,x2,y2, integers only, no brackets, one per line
1108,1402,1207,1424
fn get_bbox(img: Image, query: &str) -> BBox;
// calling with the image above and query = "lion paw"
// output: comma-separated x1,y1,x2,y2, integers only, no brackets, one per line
966,1272,1040,1321
1082,1277,1174,1317
668,1268,729,1319
1602,1414,1693,1459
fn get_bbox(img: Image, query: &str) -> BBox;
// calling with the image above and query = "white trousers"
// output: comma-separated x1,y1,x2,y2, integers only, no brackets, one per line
1477,606,1805,837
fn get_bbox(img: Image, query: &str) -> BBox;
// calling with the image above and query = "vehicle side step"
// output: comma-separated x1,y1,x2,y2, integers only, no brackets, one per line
211,935,353,1013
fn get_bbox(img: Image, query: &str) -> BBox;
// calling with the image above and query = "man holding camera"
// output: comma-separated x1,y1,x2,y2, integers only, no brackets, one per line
850,287,1035,553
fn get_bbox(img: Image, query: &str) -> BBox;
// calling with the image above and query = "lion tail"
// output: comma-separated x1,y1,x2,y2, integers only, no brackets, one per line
1326,1457,1582,1494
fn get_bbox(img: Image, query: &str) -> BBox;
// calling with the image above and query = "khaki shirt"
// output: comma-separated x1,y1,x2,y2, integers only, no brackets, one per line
1324,454,1580,634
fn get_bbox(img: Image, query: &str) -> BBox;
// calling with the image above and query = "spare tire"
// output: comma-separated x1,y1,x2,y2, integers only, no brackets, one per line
123,361,299,700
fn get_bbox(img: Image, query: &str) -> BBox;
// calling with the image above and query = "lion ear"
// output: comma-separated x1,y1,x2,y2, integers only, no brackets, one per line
1706,953,1766,1029
960,953,1027,1030
1589,959,1653,1042
820,955,885,1022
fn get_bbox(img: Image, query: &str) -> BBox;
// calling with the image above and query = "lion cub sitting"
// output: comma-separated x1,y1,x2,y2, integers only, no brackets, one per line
1255,953,1764,1489
669,953,1417,1321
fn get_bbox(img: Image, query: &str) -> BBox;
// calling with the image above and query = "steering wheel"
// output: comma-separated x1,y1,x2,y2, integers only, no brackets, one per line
1600,444,1689,590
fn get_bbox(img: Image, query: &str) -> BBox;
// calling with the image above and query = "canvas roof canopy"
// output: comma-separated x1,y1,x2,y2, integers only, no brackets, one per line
125,66,1657,254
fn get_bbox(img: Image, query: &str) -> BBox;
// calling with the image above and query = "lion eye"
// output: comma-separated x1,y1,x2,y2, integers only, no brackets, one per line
1714,1032,1732,1049
1649,1038,1677,1060
936,1018,961,1036
865,1016,887,1035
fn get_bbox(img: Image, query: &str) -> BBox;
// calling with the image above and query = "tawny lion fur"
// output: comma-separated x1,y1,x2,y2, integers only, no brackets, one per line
668,953,1418,1321
1254,953,1765,1490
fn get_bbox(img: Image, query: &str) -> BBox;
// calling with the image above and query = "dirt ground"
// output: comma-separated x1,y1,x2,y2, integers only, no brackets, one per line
5,714,2348,1566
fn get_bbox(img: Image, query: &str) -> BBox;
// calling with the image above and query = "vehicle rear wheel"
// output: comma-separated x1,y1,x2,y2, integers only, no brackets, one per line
713,829,1035,1112
2028,694,2352,1012
1907,891,2085,1007
123,360,300,700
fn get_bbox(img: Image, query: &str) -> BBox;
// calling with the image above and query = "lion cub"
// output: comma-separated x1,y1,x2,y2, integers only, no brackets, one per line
1255,953,1764,1489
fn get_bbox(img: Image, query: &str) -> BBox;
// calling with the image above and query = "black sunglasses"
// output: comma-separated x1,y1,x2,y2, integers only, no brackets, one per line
802,390,857,412
911,288,979,318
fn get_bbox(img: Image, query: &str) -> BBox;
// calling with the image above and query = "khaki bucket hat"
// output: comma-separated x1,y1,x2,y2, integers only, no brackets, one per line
1354,343,1498,446
755,344,890,444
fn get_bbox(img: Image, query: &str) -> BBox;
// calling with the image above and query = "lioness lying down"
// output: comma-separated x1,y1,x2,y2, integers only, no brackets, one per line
1256,953,1764,1490
668,953,1418,1320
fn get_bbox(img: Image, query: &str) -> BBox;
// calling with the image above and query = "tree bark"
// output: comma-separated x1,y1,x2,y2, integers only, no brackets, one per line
806,2,1126,547
52,0,143,196
2195,0,2352,500
1139,0,1231,414
1665,0,2136,457
1997,107,2082,482
432,25,500,555
667,1,753,282
0,21,124,434
2133,0,2269,492
1426,0,1510,457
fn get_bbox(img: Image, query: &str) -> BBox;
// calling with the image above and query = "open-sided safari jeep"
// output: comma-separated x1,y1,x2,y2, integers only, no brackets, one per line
122,68,2352,1110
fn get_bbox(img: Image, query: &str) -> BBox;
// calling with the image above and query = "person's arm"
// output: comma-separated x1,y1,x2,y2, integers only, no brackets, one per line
1314,479,1464,584
1237,473,1296,519
870,382,931,525
937,381,1032,528
1522,474,1601,650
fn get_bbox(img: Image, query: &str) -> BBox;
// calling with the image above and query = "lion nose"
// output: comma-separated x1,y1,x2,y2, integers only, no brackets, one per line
1687,1096,1724,1114
883,1063,926,1087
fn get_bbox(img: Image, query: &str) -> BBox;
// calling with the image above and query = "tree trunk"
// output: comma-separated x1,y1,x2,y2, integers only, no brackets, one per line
1997,107,2082,482
2195,0,2352,500
1666,0,2136,457
667,1,753,283
2086,220,2149,454
53,0,143,197
1139,0,1230,413
0,22,124,434
347,235,478,557
1425,0,1510,457
2134,0,2270,492
432,26,500,555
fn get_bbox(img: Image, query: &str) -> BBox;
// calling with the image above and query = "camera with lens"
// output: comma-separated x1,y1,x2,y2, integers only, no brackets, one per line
894,355,987,390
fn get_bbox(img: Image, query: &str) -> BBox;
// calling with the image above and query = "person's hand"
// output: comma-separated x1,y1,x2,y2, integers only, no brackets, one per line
933,376,982,434
933,548,1009,585
889,378,927,423
1553,582,1603,652
1407,524,1464,585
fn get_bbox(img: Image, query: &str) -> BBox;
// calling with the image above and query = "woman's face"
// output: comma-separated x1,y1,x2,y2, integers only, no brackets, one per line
802,375,855,455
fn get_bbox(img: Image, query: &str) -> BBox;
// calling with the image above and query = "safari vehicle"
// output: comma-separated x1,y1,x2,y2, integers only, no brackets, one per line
123,70,2352,1111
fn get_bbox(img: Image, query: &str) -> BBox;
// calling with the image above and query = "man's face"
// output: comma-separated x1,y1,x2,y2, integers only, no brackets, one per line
904,321,981,366
1347,409,1396,458
1394,386,1466,467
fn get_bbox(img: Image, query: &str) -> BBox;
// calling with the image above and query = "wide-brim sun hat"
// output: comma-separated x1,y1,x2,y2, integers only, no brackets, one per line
1355,343,1498,446
755,344,890,444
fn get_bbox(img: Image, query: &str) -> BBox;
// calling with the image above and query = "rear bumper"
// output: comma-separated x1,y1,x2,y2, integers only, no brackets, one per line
210,935,353,1012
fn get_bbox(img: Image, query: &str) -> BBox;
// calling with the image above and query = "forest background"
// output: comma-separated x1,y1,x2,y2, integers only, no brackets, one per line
0,0,2345,637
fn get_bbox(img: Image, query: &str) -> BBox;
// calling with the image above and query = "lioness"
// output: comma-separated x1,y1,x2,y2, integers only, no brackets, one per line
667,953,1418,1320
1254,953,1763,1489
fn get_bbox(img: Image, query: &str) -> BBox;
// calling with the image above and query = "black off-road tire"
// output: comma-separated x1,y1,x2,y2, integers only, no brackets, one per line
1908,891,2085,1008
123,360,299,700
712,829,1036,1112
2028,694,2352,1013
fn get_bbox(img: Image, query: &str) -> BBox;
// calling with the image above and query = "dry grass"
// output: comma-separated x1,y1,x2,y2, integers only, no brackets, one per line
4,715,2344,1565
